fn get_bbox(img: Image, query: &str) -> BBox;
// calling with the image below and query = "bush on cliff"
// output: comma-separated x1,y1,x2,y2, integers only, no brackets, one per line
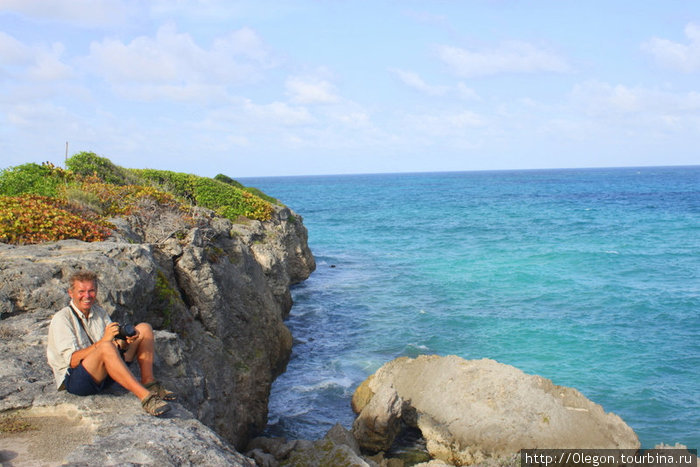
214,173,280,205
72,177,185,217
133,169,274,222
66,151,143,186
0,195,113,244
0,154,276,245
0,162,67,197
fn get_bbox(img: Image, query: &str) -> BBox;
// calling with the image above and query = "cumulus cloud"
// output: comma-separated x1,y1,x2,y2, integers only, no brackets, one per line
642,23,700,72
437,40,570,77
285,76,340,104
405,110,486,139
0,31,30,65
388,68,480,101
456,82,479,101
388,68,449,96
570,80,700,132
239,99,314,127
0,31,73,81
0,0,129,27
84,24,275,99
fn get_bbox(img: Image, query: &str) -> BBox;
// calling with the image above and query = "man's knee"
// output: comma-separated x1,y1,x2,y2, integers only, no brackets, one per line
94,340,120,358
135,322,153,338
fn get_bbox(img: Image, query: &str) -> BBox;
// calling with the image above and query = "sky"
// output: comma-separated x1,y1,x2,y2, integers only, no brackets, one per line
1,0,700,177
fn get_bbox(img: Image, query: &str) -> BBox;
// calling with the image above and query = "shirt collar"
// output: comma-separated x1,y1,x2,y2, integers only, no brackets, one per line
69,300,91,320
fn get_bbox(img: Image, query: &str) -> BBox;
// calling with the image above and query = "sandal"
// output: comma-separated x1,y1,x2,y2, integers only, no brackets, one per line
141,393,171,416
144,380,177,401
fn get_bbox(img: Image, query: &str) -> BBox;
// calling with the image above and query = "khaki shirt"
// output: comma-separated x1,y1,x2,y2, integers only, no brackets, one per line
46,301,112,389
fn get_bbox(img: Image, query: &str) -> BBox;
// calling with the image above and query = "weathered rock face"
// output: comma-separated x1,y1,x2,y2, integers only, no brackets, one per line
246,423,376,467
0,204,315,462
351,355,640,466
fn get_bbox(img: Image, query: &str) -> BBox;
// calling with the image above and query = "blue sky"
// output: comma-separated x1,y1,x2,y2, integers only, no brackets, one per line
1,1,699,177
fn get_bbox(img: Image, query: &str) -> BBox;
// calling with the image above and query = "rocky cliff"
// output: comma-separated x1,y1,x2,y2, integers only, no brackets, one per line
0,203,315,465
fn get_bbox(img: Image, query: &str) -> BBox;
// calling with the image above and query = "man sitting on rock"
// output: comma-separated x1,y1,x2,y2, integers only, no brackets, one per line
47,270,175,416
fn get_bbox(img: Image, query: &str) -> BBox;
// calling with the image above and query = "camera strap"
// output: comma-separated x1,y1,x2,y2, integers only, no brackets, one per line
69,304,95,346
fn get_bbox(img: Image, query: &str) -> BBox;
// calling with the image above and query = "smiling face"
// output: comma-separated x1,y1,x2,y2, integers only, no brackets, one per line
68,280,97,316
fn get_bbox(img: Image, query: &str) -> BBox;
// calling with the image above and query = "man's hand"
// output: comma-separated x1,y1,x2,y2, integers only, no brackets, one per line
100,322,120,343
114,338,129,352
125,328,140,345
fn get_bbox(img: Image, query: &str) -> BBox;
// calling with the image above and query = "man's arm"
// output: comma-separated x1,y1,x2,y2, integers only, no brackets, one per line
68,321,120,368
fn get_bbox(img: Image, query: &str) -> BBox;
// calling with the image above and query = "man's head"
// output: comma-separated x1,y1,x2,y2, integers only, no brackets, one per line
68,271,98,315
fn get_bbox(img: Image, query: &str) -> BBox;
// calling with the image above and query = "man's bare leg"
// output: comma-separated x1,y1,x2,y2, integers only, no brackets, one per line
122,322,156,385
80,340,150,400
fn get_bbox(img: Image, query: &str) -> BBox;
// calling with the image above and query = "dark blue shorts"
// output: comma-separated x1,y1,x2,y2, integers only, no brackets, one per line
64,363,112,396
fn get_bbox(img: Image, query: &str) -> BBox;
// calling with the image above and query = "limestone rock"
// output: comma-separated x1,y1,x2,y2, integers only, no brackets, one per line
325,422,362,455
0,397,255,466
352,355,640,465
248,424,381,467
282,438,372,467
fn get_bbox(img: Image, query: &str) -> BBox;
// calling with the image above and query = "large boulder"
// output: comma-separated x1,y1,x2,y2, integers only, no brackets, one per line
352,355,639,465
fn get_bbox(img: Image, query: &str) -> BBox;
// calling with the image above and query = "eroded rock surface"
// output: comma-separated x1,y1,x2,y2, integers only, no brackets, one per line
352,355,640,465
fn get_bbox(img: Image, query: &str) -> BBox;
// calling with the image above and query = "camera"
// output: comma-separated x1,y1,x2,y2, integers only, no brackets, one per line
116,323,137,340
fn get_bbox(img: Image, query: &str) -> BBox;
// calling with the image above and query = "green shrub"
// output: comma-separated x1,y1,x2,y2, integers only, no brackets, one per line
153,270,181,327
63,186,105,214
213,173,244,188
215,173,280,205
134,169,274,221
74,179,184,216
0,163,66,197
66,152,142,186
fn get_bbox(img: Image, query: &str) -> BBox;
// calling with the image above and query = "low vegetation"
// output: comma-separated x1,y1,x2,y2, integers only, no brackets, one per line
0,152,276,245
0,413,37,433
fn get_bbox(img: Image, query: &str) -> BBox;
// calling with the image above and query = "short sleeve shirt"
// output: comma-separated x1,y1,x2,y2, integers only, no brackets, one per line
46,302,112,389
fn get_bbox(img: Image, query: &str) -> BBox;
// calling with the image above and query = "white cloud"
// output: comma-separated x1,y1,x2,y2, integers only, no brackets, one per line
0,31,73,81
388,69,480,101
389,68,448,96
334,111,370,128
642,23,700,73
404,110,486,140
0,0,130,27
0,31,30,64
571,81,700,114
437,40,570,77
240,99,314,127
456,82,480,101
285,76,339,104
84,24,275,99
27,42,74,81
569,81,700,135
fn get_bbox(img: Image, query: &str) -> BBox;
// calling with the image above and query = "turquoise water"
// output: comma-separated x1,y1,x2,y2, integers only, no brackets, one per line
242,166,699,449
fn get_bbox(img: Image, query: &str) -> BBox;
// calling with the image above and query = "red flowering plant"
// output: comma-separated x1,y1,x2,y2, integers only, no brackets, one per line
0,195,113,245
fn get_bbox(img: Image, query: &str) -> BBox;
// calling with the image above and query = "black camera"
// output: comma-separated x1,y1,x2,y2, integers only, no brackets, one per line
116,323,137,340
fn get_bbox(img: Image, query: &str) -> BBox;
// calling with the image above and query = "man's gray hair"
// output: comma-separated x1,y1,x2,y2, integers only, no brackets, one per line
68,270,98,290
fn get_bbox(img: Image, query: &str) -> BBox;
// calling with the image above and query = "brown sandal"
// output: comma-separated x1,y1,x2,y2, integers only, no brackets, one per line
141,393,171,416
144,380,176,401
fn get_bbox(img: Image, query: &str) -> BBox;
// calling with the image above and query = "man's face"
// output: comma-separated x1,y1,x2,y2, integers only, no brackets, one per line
68,280,97,315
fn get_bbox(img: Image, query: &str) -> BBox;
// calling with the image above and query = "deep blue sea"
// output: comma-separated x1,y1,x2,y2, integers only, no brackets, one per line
242,166,699,449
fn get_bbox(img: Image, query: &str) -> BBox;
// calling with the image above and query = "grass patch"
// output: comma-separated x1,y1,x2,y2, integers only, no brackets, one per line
0,414,37,433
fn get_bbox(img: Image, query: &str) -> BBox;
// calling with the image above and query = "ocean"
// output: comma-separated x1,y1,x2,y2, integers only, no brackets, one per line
241,166,699,449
